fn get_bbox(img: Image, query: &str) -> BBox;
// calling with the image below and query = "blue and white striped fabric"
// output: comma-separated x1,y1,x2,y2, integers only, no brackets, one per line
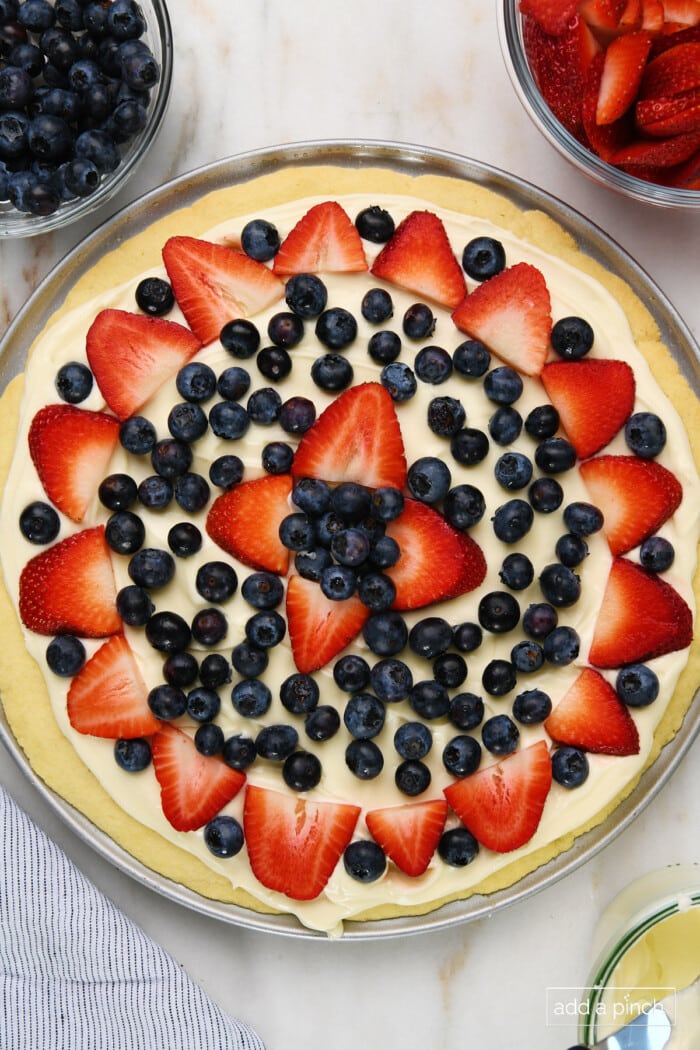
0,787,265,1050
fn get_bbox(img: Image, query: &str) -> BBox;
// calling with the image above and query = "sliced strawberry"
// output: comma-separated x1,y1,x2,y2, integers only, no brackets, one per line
589,556,693,666
580,454,683,554
545,667,640,755
285,574,369,674
596,31,653,124
370,211,466,309
272,201,367,275
292,382,407,490
519,0,579,35
365,799,448,877
636,87,700,134
582,52,636,160
579,0,628,37
443,741,552,854
151,724,245,833
162,235,284,344
642,0,666,33
667,142,700,181
640,41,700,96
650,23,700,53
523,14,601,139
661,0,700,26
610,127,700,164
540,359,635,459
67,634,161,739
619,0,643,30
28,404,120,523
451,262,552,377
385,499,487,610
206,474,292,575
19,526,120,637
85,308,202,421
243,784,360,900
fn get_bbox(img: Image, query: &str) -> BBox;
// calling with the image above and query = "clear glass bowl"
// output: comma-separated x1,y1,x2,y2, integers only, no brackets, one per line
0,0,173,238
497,1,700,209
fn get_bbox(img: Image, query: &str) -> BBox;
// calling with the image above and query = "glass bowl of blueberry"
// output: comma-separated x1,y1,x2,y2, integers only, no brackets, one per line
0,0,172,235
498,0,700,208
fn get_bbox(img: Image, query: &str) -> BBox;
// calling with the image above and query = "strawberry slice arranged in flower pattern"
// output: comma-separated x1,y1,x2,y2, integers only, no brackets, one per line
67,634,161,739
545,667,640,755
152,724,246,833
286,574,370,675
371,210,467,309
19,526,121,637
589,556,693,666
444,741,552,853
28,404,120,523
541,359,635,458
272,200,368,275
365,800,448,877
580,454,683,553
243,785,360,900
452,262,552,377
86,308,202,421
163,235,284,344
206,474,292,575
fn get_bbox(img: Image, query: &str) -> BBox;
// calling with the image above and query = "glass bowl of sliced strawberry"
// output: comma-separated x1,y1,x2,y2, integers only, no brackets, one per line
498,0,700,206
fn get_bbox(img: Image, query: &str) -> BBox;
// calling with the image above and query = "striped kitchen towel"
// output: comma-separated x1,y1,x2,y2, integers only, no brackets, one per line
0,787,265,1050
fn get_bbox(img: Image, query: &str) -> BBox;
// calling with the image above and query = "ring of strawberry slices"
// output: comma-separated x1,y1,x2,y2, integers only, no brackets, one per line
11,196,696,913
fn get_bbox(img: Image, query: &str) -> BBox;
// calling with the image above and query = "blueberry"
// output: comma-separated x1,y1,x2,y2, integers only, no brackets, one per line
433,652,467,688
525,404,560,440
116,584,154,627
280,672,319,715
209,454,244,490
394,721,432,760
450,427,489,466
45,634,85,676
315,307,357,350
407,456,451,503
278,395,316,434
222,734,257,771
368,329,401,364
408,616,453,659
550,316,594,360
174,472,210,513
624,411,666,458
194,722,225,756
331,481,372,522
241,571,284,610
409,680,450,720
539,563,581,607
481,659,517,697
453,339,490,377
295,545,331,583
552,746,589,788
462,236,506,280
345,739,384,779
333,654,371,692
522,602,558,639
74,127,119,172
209,400,250,439
162,651,199,688
494,452,533,491
148,684,187,721
19,500,59,544
305,704,341,742
195,561,237,603
320,564,356,601
283,749,322,791
344,693,385,739
55,360,92,403
492,498,534,543
285,273,328,318
293,476,332,517
528,476,564,514
512,639,545,673
357,572,396,611
246,387,281,425
217,365,250,401
482,713,519,754
452,622,483,653
499,552,534,590
120,415,156,455
402,302,435,340
145,611,191,654
220,318,260,358
176,361,217,401
489,406,523,445
615,664,659,707
414,345,452,384
344,840,386,882
381,360,417,402
10,42,43,77
370,658,413,703
267,310,304,349
204,815,244,858
18,1,55,33
543,625,580,665
231,641,268,679
438,827,479,867
241,218,280,261
105,510,145,555
361,287,393,324
0,111,29,160
114,737,151,773
427,395,466,437
168,401,208,443
232,678,272,718
512,688,552,724
639,535,675,572
257,723,299,761
120,47,159,90
484,366,523,405
555,533,588,568
151,438,192,479
311,352,353,391
395,758,431,796
442,734,481,778
363,610,408,656
478,591,520,633
199,653,231,688
262,441,294,474
369,535,400,569
535,437,577,474
191,607,228,647
186,687,221,724
245,610,286,648
279,512,315,552
355,204,395,242
563,502,604,537
331,527,371,567
449,691,484,730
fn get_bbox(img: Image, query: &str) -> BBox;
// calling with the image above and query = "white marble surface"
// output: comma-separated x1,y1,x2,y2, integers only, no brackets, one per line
1,2,699,1048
